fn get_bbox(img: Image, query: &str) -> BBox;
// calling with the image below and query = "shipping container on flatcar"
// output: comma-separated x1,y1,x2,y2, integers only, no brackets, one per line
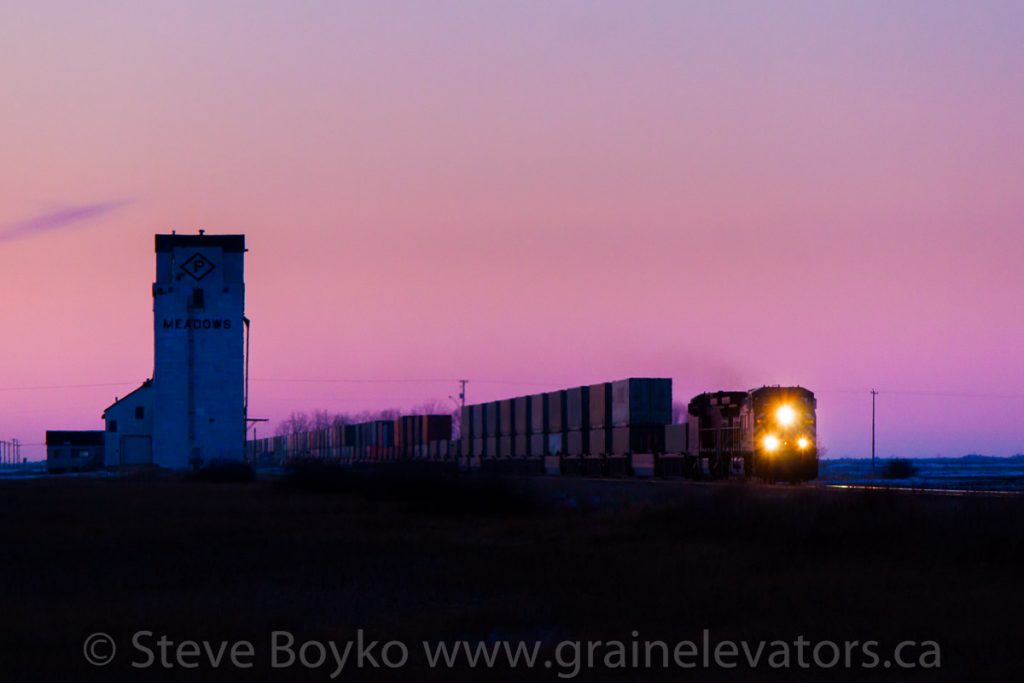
611,378,672,427
566,386,590,433
588,382,612,429
530,393,548,435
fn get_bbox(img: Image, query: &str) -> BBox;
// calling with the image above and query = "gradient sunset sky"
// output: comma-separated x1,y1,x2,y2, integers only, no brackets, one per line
1,1,1022,459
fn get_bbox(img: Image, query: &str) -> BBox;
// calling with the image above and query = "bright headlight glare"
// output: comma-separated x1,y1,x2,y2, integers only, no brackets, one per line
763,434,781,452
775,404,797,427
797,437,811,450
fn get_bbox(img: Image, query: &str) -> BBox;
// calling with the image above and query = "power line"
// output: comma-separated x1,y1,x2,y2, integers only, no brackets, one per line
880,389,1024,400
0,381,138,392
250,378,457,384
467,379,565,387
1,378,1021,400
249,378,564,387
816,388,1024,400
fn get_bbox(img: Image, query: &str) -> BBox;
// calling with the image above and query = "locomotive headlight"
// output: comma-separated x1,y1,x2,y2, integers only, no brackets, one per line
775,404,797,427
763,434,781,452
797,437,811,450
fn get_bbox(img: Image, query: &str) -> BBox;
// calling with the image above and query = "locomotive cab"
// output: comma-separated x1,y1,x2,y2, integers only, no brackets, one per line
750,386,818,483
688,386,819,483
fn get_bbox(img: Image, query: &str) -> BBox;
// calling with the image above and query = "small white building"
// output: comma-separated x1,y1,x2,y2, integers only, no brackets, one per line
102,380,154,467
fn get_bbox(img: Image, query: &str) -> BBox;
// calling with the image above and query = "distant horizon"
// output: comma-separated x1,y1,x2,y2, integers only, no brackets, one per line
14,439,1024,467
8,453,1024,467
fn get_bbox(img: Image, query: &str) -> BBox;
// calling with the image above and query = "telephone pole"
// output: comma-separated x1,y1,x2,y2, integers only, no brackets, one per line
449,379,468,410
449,380,469,440
871,389,879,471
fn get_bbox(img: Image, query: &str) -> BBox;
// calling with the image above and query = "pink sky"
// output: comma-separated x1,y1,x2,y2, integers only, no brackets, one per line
1,2,1022,459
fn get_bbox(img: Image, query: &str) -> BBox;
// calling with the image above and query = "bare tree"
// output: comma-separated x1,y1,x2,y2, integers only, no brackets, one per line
275,411,312,436
310,409,334,430
451,407,461,439
411,399,447,415
274,407,421,436
350,410,376,424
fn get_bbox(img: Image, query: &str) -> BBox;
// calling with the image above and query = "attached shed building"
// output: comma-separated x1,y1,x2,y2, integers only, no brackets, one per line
103,380,154,467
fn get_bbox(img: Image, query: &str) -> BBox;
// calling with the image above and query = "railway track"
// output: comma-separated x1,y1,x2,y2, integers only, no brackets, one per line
817,482,1024,497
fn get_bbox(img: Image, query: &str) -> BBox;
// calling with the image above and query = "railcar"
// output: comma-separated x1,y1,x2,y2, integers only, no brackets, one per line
248,381,819,483
688,386,818,482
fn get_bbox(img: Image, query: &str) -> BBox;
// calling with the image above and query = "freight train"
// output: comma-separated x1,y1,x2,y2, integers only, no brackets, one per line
687,386,818,482
246,378,819,483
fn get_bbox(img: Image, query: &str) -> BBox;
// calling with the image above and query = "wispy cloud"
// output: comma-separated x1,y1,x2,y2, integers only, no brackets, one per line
0,200,132,243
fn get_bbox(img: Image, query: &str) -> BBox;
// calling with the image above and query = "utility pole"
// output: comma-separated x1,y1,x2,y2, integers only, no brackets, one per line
449,380,469,440
449,379,468,411
243,317,251,437
871,389,879,471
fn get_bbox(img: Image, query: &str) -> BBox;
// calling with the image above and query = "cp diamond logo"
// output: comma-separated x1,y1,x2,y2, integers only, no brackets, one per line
180,253,216,281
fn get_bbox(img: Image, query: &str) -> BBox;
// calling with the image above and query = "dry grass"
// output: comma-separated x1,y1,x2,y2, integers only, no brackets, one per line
0,473,1021,681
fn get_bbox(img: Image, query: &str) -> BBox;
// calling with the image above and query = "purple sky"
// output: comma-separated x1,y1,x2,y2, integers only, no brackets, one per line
1,1,1022,459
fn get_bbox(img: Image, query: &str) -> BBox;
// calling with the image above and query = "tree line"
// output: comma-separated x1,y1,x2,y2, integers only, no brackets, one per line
274,399,460,437
276,401,689,438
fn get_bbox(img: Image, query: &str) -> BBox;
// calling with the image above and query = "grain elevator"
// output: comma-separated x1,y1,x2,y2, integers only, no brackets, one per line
150,232,246,468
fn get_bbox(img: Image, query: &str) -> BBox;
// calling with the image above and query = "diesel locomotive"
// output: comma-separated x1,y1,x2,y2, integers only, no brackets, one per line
688,386,818,483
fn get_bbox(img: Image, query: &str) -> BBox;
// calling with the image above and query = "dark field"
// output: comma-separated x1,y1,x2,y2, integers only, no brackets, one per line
1,471,1022,681
819,456,1024,492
